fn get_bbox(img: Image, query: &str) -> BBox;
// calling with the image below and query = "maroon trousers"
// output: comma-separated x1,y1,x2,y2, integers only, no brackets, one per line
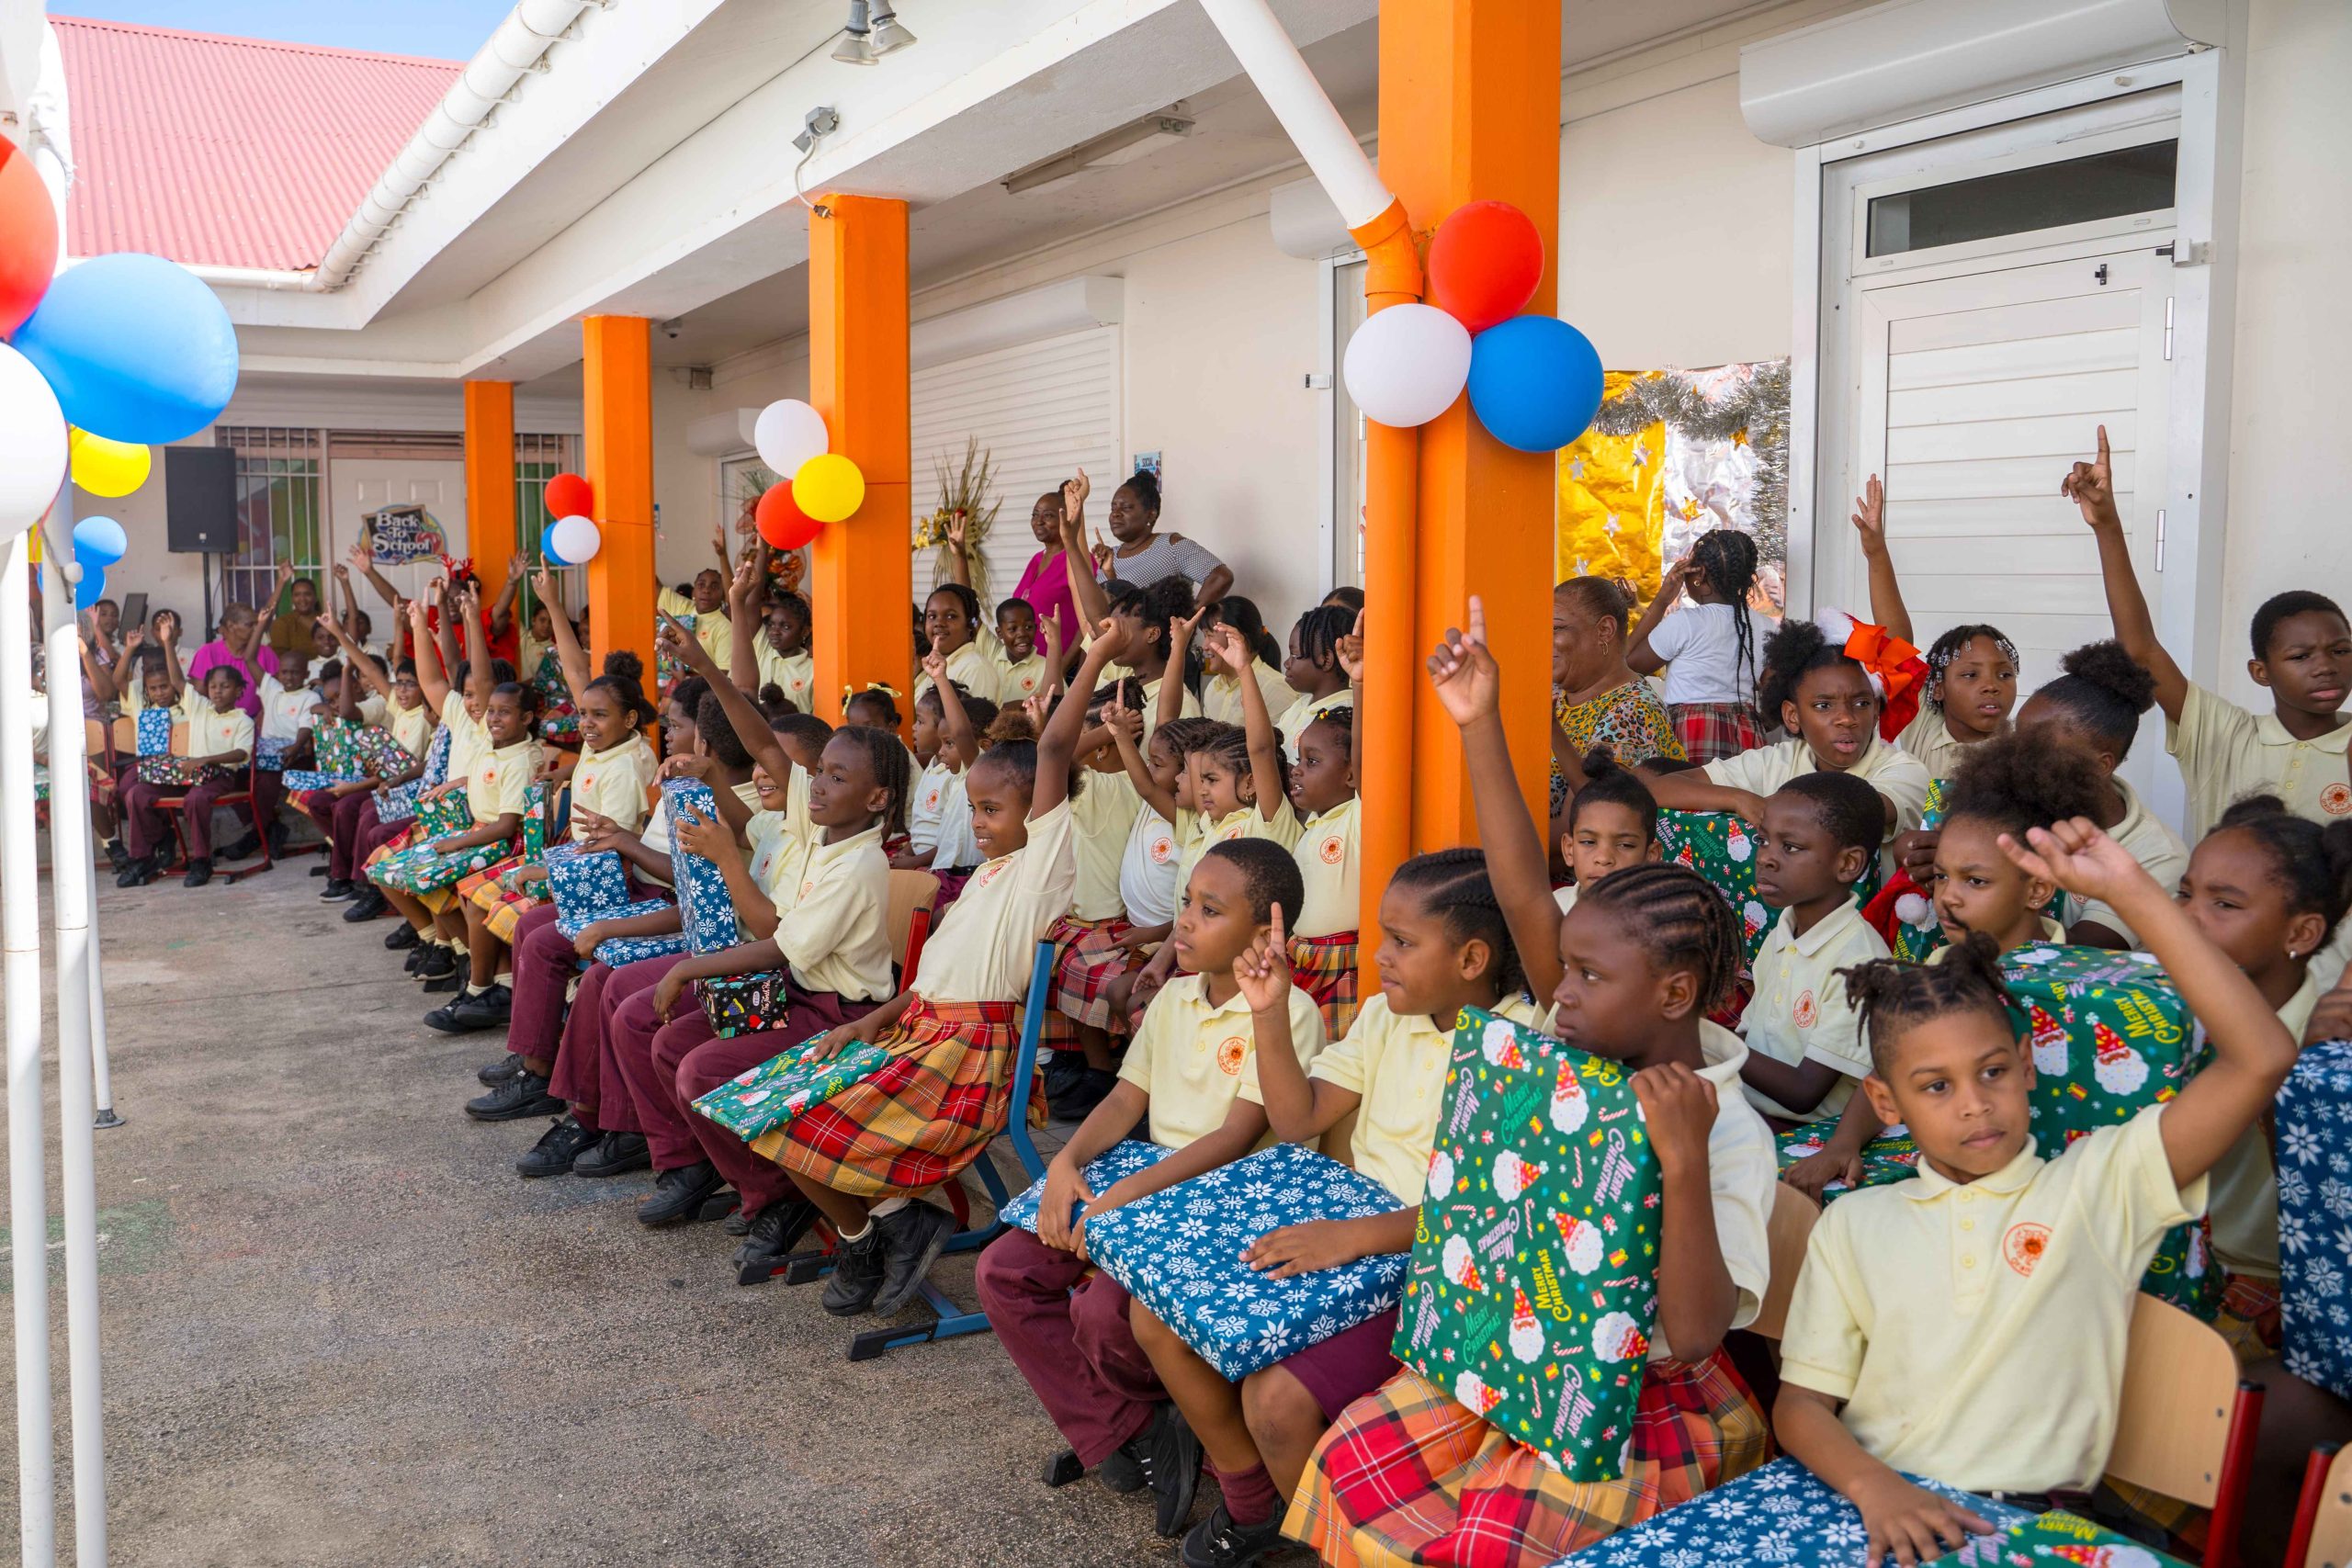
302,790,391,880
508,903,575,1066
974,1228,1167,1466
546,953,678,1133
121,775,238,860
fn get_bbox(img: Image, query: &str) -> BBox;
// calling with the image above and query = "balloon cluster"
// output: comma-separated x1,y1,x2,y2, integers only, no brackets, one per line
537,470,603,566
750,400,862,551
1340,200,1602,454
2,140,242,611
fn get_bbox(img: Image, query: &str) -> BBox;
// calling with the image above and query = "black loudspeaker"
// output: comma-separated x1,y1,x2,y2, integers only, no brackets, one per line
164,446,238,553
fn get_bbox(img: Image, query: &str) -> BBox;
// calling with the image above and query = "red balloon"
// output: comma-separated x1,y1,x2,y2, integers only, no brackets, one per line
0,141,59,338
544,471,593,519
756,482,821,550
1427,201,1544,334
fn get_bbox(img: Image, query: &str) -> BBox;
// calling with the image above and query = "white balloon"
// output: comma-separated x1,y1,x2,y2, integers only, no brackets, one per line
1341,303,1473,429
0,343,69,542
753,400,829,479
550,514,602,565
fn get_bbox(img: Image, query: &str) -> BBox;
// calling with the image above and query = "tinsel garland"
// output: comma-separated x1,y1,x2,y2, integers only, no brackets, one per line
1591,360,1791,559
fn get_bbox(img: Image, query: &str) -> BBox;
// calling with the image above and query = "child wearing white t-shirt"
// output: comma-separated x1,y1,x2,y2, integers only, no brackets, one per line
1627,529,1773,763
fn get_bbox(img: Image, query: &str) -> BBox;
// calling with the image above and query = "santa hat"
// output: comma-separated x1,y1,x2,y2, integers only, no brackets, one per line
1814,606,1928,740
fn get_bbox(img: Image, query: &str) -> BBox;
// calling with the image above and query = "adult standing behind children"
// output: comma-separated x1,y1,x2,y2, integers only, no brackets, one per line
1625,530,1774,763
1093,470,1233,610
263,561,324,659
186,602,279,721
951,479,1088,660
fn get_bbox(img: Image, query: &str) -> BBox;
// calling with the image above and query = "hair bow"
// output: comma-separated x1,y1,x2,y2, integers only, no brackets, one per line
840,681,904,713
1815,607,1928,741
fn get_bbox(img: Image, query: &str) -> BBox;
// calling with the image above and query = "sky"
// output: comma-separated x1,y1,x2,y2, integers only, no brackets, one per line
55,1,514,61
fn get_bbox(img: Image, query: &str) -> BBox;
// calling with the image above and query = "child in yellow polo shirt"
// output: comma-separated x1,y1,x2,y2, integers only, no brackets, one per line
1736,771,1891,1124
1285,690,1363,1039
978,839,1325,1541
118,664,258,888
1126,849,1541,1564
1774,819,2301,1557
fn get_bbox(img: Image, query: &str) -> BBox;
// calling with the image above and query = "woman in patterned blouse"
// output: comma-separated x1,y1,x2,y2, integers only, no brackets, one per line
1547,577,1685,830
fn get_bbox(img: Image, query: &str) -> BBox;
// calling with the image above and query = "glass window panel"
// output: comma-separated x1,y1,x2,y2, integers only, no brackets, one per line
1867,141,2177,257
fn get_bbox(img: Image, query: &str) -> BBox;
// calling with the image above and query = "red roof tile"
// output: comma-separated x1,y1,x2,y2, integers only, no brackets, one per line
51,15,461,272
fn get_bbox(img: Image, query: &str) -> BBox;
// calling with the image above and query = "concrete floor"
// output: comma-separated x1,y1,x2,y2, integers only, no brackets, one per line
0,862,1190,1567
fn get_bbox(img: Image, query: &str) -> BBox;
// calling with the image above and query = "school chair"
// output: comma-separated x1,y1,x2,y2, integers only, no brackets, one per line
885,868,939,984
2286,1443,2351,1568
758,939,1058,1364
161,748,277,885
2105,1294,2267,1568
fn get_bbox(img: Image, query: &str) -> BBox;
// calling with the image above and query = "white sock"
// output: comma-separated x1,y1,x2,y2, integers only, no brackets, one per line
870,1196,909,1219
839,1220,873,1243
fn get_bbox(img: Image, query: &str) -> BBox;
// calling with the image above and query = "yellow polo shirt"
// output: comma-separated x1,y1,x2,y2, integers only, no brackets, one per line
1780,1106,2205,1493
1702,734,1932,840
1894,708,1985,786
1117,973,1328,1148
1311,992,1544,1202
754,644,817,714
914,641,1003,708
1177,799,1305,894
1742,897,1889,1122
908,757,955,858
1277,690,1351,758
1068,769,1142,922
1139,674,1203,739
1292,797,1361,939
2070,779,2188,947
390,697,434,759
997,652,1048,703
1664,1023,1779,1358
2205,974,2321,1280
443,703,492,784
467,738,542,821
656,588,732,667
1203,660,1295,730
2168,682,2352,841
571,732,659,839
175,691,254,761
767,823,894,1002
910,800,1079,1006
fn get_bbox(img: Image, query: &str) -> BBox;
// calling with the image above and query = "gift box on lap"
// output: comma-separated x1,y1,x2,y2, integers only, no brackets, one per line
999,1141,1174,1234
663,778,743,954
281,769,365,795
692,1034,899,1142
520,782,550,863
1774,1123,1924,1201
1967,1510,2197,1568
254,737,291,773
698,971,791,1039
556,897,673,941
413,786,472,841
1084,1141,1407,1382
546,844,632,926
1560,1455,2030,1568
372,838,509,897
134,707,171,757
2278,1039,2352,1404
1395,1006,1662,1482
593,931,689,967
1657,811,1886,964
135,756,219,789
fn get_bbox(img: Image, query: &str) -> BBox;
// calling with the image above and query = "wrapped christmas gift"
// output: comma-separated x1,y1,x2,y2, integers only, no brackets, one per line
663,778,743,954
1966,1510,2197,1568
546,843,632,926
1084,1141,1408,1382
373,723,451,821
134,706,172,757
280,769,365,795
520,781,551,863
697,971,789,1039
593,930,690,967
681,1034,894,1145
254,736,292,773
1657,809,1885,965
1774,1123,1924,1201
314,719,413,780
1394,1007,1662,1481
2278,1038,2352,1404
2005,944,2216,1319
134,755,219,788
556,896,672,942
413,785,472,841
1562,1456,2029,1568
370,836,508,897
998,1141,1173,1235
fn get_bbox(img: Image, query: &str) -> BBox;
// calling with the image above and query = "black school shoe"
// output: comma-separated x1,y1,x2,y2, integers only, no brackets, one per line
820,1223,888,1316
422,952,470,995
637,1160,726,1226
342,887,390,923
103,839,129,874
220,830,260,862
181,858,213,888
1123,1403,1204,1539
734,1198,819,1269
465,1069,561,1122
319,877,356,900
515,1116,599,1179
477,1053,522,1088
870,1199,958,1317
443,983,512,1029
571,1131,650,1179
1181,1504,1284,1568
385,923,421,952
115,856,156,888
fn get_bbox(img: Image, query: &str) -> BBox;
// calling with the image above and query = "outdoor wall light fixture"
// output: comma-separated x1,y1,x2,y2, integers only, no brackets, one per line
1002,107,1196,196
832,2,916,64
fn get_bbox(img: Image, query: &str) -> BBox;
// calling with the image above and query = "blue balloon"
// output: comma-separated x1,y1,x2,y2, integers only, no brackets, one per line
539,520,571,568
11,254,239,445
1465,314,1604,454
73,514,127,568
74,561,107,614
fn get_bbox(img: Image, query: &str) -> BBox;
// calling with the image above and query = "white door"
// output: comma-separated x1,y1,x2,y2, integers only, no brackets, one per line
1845,245,2174,802
330,458,468,608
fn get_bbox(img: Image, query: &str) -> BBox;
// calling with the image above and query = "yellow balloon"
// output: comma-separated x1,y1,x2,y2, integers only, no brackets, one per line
69,429,152,499
791,453,865,524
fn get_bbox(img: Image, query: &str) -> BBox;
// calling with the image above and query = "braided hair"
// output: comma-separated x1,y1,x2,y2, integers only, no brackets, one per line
1158,716,1227,758
1304,703,1355,753
1922,624,2019,712
2033,640,2157,760
1387,848,1527,1000
1293,605,1354,679
1838,932,2013,1075
1687,530,1761,701
835,722,913,841
2211,795,2352,943
1577,863,1743,1015
1195,719,1288,807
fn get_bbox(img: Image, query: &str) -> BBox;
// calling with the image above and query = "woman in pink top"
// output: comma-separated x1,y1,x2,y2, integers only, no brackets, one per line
186,602,279,719
1006,478,1095,657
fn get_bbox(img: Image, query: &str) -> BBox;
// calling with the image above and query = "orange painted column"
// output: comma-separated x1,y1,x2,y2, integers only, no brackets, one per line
582,315,656,681
807,195,912,725
1380,0,1562,852
462,380,516,604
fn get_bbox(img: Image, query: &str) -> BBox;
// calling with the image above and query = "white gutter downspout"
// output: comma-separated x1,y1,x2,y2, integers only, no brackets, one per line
309,0,597,291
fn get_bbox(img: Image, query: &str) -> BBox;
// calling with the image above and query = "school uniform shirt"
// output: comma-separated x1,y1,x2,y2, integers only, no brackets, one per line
910,799,1081,1006
389,696,435,760
754,643,818,714
1277,690,1352,758
2168,682,2352,842
352,692,390,731
1554,884,1578,915
931,769,984,872
1138,674,1203,739
173,691,254,762
768,823,895,1002
2204,973,2321,1280
908,757,954,857
655,588,733,667
1656,1023,1777,1359
442,702,494,790
915,641,1004,708
1741,897,1889,1122
2069,778,2189,947
1292,797,1362,939
570,732,659,839
1118,973,1329,1149
997,651,1048,703
1119,807,1184,929
255,675,317,748
1702,733,1933,840
1202,660,1295,731
1780,1105,2205,1494
1069,769,1143,922
746,809,793,897
1313,991,1544,1203
466,737,543,824
1893,708,1984,787
1646,601,1771,707
1176,799,1306,894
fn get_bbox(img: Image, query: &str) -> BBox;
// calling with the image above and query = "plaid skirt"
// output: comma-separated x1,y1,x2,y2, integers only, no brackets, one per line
1291,931,1363,1041
753,997,1023,1200
1286,1353,1768,1568
458,854,549,945
1048,915,1136,1038
1668,703,1762,766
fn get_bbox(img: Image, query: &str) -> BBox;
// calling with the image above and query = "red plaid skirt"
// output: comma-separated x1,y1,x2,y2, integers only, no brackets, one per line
1048,914,1136,1039
1668,702,1762,766
458,854,548,944
1287,1353,1768,1568
1290,930,1363,1040
756,996,1023,1200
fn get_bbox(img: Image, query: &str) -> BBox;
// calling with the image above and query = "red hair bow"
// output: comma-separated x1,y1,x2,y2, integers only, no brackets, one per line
1815,608,1928,741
